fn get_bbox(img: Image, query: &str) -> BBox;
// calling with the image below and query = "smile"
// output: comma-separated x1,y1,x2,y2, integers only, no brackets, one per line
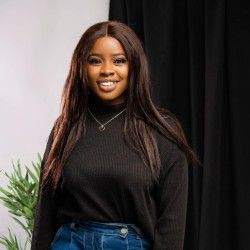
97,81,119,92
98,81,117,86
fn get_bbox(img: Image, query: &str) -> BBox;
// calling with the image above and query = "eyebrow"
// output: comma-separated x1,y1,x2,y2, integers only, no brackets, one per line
89,53,126,57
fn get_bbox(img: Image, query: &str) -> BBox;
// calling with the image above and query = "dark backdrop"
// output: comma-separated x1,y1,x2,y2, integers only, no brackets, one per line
109,0,250,249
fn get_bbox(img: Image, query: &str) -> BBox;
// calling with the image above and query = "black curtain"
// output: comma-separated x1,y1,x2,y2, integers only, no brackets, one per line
109,1,250,249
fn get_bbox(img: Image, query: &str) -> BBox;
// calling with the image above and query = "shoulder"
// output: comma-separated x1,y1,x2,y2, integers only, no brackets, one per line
157,106,185,137
155,130,186,166
152,107,184,157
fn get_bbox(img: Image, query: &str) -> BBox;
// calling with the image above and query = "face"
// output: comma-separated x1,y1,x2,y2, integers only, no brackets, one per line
86,36,129,105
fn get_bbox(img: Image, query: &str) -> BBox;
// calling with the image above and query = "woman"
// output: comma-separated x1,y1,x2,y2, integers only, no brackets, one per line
31,21,198,250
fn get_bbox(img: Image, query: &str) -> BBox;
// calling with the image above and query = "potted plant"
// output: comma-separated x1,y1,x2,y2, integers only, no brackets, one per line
0,154,42,250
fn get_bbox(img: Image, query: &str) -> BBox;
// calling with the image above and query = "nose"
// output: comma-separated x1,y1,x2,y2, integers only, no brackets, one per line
100,62,114,76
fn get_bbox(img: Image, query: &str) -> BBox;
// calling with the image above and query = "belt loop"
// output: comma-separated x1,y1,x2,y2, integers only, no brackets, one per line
69,222,75,229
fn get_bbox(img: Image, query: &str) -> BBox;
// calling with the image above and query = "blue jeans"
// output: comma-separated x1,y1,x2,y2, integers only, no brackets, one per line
51,220,151,249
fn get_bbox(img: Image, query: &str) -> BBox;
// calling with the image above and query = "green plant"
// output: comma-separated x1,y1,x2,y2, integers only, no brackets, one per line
0,154,42,250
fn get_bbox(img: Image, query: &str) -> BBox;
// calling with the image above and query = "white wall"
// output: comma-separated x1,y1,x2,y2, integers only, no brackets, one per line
0,0,109,248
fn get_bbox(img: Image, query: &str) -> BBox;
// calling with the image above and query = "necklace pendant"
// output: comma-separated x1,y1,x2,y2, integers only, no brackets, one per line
99,125,105,131
88,108,126,132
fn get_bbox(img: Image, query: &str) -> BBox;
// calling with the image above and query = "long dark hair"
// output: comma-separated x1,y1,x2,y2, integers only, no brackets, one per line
42,21,199,190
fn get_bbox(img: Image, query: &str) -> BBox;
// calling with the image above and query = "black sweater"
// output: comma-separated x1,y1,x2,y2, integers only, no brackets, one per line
31,101,188,250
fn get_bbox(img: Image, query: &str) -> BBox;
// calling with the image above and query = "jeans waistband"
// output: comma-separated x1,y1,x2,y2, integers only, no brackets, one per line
70,220,144,238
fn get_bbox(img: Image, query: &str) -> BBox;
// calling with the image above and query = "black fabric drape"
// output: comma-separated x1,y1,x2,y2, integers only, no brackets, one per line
109,0,250,249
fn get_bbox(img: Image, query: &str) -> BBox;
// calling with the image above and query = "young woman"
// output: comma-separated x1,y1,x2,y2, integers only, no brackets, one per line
31,21,197,250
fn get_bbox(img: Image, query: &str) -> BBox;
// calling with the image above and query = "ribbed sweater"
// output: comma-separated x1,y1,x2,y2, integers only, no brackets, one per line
31,100,188,250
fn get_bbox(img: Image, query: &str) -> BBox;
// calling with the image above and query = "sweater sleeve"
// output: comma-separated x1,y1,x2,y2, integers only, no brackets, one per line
31,126,62,250
153,144,189,250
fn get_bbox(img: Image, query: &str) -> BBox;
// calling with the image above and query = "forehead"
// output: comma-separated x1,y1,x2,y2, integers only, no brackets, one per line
90,36,126,55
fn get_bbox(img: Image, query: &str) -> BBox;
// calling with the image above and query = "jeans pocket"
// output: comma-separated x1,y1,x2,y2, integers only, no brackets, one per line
102,234,129,249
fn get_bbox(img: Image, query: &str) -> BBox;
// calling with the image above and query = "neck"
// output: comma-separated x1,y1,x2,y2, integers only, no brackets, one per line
88,96,127,114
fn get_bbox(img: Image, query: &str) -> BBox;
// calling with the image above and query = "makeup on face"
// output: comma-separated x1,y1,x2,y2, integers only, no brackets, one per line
86,36,129,105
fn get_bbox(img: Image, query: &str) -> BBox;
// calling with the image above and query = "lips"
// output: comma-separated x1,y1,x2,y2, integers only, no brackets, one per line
97,80,119,92
99,81,117,86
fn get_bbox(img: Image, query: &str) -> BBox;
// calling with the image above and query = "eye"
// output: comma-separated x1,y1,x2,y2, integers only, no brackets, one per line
114,58,127,65
88,57,101,65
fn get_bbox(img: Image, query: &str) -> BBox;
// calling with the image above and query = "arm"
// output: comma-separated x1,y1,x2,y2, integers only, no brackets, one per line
153,144,189,250
31,126,62,250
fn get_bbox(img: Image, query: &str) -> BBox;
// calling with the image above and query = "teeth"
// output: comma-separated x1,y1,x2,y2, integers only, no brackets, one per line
99,81,116,86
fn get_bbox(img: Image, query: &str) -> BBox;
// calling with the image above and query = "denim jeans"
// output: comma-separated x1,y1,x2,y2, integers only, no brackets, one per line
51,220,151,249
